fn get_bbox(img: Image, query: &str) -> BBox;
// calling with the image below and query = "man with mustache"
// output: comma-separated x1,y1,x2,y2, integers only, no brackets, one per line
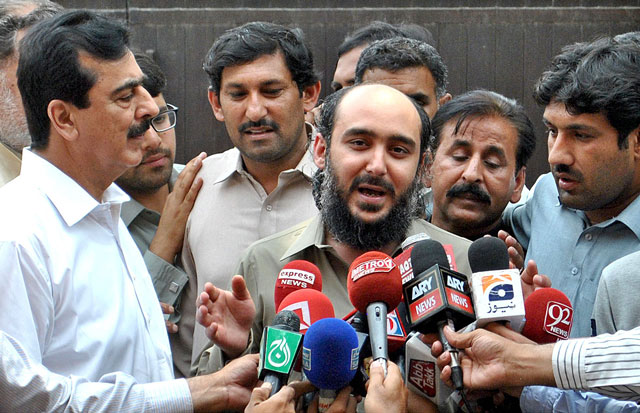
194,84,472,388
0,0,62,186
428,90,536,240
116,52,206,378
181,22,322,370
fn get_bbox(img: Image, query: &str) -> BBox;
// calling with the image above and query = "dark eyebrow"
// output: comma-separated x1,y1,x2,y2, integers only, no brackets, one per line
485,144,507,159
408,93,430,104
343,127,417,150
543,117,600,135
110,78,143,98
225,79,287,89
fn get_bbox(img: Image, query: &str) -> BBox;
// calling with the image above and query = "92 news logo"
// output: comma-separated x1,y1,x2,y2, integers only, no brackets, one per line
544,301,573,340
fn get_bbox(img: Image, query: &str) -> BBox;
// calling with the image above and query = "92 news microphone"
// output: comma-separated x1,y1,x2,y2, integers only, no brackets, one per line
522,288,573,343
303,318,360,412
258,310,304,397
277,289,335,334
347,251,403,377
274,260,323,310
468,237,526,331
402,240,475,391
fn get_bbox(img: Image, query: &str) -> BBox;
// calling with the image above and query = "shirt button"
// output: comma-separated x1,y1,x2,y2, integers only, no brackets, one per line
266,205,273,211
585,233,593,241
571,267,578,275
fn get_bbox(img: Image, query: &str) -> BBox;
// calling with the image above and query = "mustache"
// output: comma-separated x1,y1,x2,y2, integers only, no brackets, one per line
127,119,151,138
140,147,173,164
553,164,583,181
238,118,280,134
446,182,491,203
349,174,395,197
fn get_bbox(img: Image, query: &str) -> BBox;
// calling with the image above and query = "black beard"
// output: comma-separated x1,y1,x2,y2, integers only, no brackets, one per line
317,160,420,251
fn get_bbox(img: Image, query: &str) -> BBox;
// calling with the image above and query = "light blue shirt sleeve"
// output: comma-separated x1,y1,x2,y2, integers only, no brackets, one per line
521,386,640,413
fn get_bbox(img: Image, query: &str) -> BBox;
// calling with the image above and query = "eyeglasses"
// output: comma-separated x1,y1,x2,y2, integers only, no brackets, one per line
150,103,179,133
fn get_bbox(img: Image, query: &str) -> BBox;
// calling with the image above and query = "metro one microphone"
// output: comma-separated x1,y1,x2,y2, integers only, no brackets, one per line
274,260,323,310
522,288,573,343
403,240,475,391
347,251,403,377
258,310,304,397
468,237,526,331
303,318,360,412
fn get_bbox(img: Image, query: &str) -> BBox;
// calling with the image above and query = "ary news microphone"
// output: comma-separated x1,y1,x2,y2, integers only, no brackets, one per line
403,240,475,391
303,318,360,412
468,237,526,332
522,288,573,343
258,310,304,397
277,289,335,334
274,260,323,310
347,251,403,377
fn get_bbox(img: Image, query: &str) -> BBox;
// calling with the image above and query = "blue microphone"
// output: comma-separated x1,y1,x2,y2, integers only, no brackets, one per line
302,318,360,412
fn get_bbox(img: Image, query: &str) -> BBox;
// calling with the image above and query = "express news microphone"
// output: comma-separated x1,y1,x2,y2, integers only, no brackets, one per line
402,240,475,391
274,260,323,310
468,237,526,331
303,318,360,412
522,288,573,343
258,310,304,397
347,251,403,377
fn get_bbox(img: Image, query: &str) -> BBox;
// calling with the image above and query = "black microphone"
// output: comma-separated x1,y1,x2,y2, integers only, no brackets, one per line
258,310,304,396
402,239,475,391
345,311,371,397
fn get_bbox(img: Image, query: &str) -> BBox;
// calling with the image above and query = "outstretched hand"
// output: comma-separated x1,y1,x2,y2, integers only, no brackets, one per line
196,275,256,358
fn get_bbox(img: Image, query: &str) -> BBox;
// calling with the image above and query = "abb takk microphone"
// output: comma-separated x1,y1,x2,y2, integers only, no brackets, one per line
522,288,573,343
468,236,525,331
302,318,360,412
274,260,323,310
347,251,403,376
258,310,304,397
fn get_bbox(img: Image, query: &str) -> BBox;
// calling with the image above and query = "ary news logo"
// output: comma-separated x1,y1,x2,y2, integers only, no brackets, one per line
544,301,573,339
264,329,301,374
408,359,436,397
350,257,395,283
277,269,316,288
279,301,312,331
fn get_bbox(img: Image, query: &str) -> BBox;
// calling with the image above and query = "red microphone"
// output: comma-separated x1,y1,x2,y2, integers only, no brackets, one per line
522,288,573,343
274,260,323,310
277,289,335,334
348,251,403,376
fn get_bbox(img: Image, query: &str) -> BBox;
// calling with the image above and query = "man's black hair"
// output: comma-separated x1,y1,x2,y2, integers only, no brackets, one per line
533,37,640,149
354,37,449,99
203,21,319,95
18,10,130,149
337,21,434,57
430,90,536,172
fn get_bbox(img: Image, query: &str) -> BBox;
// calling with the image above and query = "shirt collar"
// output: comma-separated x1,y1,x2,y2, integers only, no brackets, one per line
599,193,640,239
281,215,330,260
21,149,129,227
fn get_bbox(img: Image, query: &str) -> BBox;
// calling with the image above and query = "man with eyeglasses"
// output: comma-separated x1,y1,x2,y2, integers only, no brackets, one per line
116,52,206,378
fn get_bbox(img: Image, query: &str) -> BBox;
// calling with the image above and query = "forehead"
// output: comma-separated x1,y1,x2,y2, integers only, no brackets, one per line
440,115,519,156
362,66,436,96
333,86,422,141
220,51,293,87
79,50,142,95
333,45,365,82
543,100,614,132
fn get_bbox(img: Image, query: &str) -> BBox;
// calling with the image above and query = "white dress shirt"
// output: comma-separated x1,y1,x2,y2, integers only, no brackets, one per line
0,149,176,384
0,330,192,412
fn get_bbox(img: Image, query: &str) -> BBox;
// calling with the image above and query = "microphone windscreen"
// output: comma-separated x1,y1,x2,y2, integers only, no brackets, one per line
272,309,300,332
468,237,509,273
347,251,402,314
410,239,450,274
274,260,323,310
302,318,359,390
522,288,573,343
277,289,335,333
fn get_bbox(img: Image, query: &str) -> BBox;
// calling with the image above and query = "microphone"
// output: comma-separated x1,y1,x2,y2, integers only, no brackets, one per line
302,318,360,412
258,310,304,397
277,289,335,334
274,260,323,310
468,237,526,331
522,288,573,343
402,240,475,391
347,251,403,376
